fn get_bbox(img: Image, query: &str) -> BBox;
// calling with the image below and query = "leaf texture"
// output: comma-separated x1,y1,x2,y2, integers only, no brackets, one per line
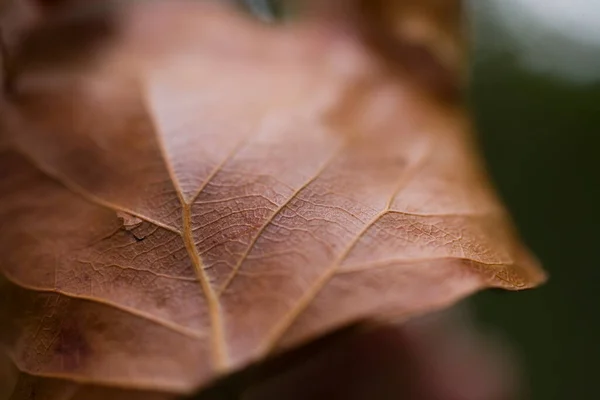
0,0,545,397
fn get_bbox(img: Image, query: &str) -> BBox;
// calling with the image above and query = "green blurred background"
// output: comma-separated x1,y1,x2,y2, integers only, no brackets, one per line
470,1,599,399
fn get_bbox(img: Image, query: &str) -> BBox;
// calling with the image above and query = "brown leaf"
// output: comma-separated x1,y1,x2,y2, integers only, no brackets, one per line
305,0,465,98
0,0,545,398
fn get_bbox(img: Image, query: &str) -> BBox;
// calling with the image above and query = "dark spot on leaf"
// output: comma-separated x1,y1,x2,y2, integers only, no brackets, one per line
54,322,91,371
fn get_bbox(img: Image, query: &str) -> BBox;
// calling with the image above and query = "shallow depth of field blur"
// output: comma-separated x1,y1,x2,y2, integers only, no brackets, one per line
243,1,598,398
1,1,594,398
470,1,599,399
249,0,598,398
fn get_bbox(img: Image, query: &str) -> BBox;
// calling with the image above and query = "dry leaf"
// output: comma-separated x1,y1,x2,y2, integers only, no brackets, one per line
0,1,545,398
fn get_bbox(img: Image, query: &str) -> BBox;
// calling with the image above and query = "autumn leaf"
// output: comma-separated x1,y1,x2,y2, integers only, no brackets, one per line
0,0,545,398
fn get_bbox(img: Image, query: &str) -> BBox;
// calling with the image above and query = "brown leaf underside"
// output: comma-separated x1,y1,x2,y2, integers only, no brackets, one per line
0,1,545,398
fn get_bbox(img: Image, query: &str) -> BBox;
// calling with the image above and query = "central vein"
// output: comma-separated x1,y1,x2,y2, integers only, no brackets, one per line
182,203,228,370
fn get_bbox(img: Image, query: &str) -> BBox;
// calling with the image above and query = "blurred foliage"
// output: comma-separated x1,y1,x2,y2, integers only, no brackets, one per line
239,0,290,21
240,0,284,21
469,3,600,398
471,53,600,399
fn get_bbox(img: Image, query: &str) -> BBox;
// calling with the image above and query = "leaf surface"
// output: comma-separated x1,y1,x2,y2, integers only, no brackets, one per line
0,1,545,397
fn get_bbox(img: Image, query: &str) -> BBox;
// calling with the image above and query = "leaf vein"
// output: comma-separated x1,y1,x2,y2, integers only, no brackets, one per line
259,142,434,351
0,272,204,339
217,146,343,295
